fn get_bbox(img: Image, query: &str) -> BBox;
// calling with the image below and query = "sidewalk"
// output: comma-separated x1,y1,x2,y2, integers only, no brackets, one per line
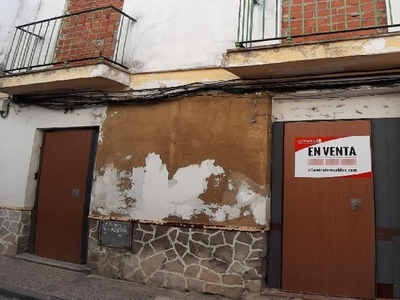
0,254,356,300
0,254,267,300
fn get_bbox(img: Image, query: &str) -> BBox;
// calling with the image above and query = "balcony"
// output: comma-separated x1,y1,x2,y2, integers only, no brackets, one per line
223,0,400,79
0,6,136,95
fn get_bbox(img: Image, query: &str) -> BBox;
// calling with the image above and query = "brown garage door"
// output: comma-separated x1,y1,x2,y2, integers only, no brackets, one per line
282,120,375,298
34,129,95,263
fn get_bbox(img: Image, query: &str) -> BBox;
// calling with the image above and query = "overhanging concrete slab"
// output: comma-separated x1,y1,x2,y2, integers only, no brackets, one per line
222,34,400,79
0,63,131,95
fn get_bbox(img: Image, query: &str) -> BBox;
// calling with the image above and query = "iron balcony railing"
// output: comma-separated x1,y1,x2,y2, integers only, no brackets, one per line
3,6,136,75
237,0,399,47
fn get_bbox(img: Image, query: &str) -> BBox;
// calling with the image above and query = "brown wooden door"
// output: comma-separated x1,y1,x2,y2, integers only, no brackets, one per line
34,129,95,263
282,120,375,298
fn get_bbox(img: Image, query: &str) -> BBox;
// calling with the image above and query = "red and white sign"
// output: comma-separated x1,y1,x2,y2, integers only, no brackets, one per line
295,136,372,178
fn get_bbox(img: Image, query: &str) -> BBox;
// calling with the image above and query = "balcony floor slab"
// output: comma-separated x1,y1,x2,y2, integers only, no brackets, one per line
223,34,400,79
0,63,131,95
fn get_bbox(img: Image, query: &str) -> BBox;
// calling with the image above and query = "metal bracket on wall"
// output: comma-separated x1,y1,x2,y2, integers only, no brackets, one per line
350,198,362,210
0,98,11,119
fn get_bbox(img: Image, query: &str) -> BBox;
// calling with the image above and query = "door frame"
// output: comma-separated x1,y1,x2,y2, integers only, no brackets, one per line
267,121,284,288
267,120,377,295
29,126,99,264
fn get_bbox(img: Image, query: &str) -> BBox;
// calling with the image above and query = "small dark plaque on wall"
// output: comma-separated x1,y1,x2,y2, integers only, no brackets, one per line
99,220,132,248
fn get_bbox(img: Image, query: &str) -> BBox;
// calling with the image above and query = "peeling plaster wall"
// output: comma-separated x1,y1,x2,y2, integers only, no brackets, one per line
130,69,239,90
0,0,66,69
272,92,400,122
91,94,272,228
0,104,106,208
122,0,239,73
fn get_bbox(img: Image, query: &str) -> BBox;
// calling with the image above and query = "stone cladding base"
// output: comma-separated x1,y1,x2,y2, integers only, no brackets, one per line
87,219,268,299
0,208,31,256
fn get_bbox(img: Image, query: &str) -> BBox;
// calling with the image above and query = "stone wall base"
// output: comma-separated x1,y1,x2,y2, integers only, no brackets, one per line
0,208,31,256
87,220,268,299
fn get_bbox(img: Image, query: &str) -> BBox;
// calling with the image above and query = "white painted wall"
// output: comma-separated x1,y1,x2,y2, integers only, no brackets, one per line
1,0,398,73
0,0,257,73
0,104,106,209
272,91,400,122
0,0,66,70
122,0,239,73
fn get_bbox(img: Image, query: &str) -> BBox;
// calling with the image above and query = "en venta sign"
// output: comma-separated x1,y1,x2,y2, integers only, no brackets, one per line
294,136,372,178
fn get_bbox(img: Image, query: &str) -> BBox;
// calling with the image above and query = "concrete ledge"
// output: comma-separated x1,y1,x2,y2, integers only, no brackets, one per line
15,253,91,274
223,34,400,79
0,63,131,95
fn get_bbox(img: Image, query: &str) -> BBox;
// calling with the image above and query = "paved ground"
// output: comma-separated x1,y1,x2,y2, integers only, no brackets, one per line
0,255,237,300
0,255,357,300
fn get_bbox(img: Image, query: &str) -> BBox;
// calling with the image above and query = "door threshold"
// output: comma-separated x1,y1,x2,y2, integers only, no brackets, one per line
14,253,91,274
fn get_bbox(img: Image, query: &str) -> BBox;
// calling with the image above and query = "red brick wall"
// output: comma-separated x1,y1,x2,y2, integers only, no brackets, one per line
54,0,124,65
282,0,387,42
67,0,123,13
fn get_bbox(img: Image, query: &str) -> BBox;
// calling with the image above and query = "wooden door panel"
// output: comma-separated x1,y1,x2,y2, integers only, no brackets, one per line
34,129,94,263
282,120,375,298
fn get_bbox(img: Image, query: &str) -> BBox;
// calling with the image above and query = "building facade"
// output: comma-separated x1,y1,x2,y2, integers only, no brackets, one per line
0,0,400,298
